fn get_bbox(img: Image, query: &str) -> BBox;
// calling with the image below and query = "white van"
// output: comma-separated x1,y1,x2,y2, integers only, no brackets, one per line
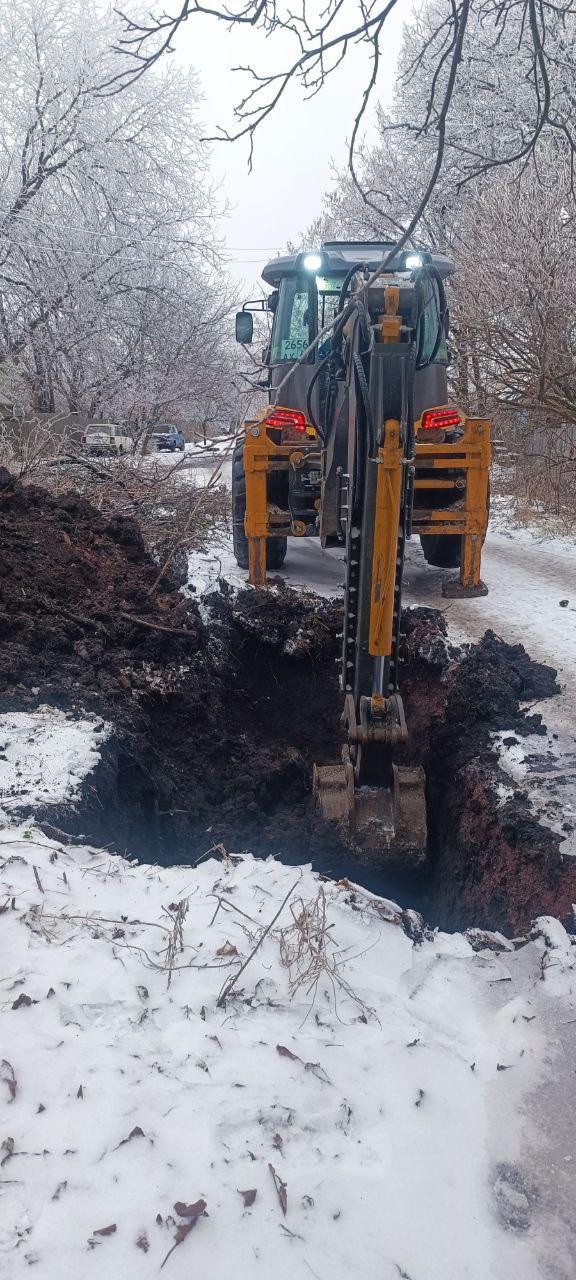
82,424,133,457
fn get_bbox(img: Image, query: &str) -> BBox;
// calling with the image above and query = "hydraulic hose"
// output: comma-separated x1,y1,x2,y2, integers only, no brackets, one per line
305,264,368,436
308,260,446,500
305,353,331,439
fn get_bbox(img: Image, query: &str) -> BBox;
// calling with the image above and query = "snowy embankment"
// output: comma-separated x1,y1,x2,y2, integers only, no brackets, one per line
1,709,576,1278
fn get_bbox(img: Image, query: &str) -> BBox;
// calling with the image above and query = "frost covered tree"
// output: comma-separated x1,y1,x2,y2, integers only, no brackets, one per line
302,2,576,431
456,163,576,425
114,0,576,250
107,0,576,438
0,0,238,423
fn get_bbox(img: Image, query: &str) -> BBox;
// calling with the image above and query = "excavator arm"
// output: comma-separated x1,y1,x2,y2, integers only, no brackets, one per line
313,279,427,862
239,261,490,866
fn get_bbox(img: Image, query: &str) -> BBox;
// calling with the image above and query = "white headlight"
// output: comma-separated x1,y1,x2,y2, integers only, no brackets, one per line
302,252,323,272
405,253,423,270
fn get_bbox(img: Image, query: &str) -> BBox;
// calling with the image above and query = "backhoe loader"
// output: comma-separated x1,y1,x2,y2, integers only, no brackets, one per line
233,242,491,864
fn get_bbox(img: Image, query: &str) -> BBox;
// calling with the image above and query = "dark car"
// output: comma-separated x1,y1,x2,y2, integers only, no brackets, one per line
151,424,185,452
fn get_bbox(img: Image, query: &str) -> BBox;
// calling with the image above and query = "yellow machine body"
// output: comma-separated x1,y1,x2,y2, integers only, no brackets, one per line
243,406,491,599
233,243,491,866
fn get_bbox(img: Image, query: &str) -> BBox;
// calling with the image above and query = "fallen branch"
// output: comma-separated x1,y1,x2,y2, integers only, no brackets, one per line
37,822,86,846
149,430,239,594
118,612,196,639
39,595,110,636
268,1162,288,1216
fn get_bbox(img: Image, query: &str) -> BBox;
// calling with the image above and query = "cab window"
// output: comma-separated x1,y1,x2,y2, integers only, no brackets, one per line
419,277,448,363
316,276,343,357
270,277,312,363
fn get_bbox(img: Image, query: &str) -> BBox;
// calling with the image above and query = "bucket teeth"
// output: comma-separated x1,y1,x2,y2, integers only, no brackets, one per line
313,760,427,867
392,765,427,866
312,762,354,823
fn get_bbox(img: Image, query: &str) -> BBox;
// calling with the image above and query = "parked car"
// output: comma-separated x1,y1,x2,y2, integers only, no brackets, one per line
82,424,133,457
150,424,185,453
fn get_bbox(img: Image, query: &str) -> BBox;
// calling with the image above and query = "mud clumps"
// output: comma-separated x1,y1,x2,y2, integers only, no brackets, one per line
0,472,573,934
425,632,570,933
0,467,204,707
396,619,571,931
441,629,559,736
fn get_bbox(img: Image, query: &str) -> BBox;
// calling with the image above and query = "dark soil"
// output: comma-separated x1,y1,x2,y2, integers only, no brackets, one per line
0,468,343,865
1,468,574,934
403,622,573,933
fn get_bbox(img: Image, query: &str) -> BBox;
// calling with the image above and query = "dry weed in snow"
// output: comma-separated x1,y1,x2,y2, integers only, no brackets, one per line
278,886,374,1021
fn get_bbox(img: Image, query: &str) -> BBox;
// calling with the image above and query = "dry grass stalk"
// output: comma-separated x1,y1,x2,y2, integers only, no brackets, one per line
162,900,190,988
278,887,374,1020
216,876,302,1008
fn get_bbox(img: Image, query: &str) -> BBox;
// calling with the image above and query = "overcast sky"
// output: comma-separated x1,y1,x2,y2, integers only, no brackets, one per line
177,12,405,296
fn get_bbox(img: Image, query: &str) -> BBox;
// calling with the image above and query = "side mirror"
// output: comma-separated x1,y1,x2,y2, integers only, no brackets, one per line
235,311,253,344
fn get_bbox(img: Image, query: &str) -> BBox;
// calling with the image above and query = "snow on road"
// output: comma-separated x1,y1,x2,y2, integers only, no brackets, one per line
188,510,576,700
2,817,576,1280
271,524,576,712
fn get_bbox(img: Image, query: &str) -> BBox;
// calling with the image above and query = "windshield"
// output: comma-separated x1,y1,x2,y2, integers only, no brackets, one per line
270,275,346,364
269,273,448,365
270,277,311,363
316,276,342,357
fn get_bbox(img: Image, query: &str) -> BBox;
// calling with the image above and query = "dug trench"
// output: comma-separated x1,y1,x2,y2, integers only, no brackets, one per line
0,468,573,935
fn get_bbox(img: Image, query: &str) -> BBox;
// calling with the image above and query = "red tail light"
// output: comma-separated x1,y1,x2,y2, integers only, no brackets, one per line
420,407,462,431
265,407,308,433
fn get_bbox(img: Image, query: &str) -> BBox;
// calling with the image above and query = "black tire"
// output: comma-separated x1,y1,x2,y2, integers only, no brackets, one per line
232,441,287,571
420,479,490,569
419,533,462,569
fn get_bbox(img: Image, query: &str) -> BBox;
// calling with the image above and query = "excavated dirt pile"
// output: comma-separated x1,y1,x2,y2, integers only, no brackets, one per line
399,613,573,932
0,469,573,933
0,469,342,863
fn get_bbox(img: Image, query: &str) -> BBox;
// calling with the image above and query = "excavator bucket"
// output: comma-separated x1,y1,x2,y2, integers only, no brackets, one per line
313,761,427,868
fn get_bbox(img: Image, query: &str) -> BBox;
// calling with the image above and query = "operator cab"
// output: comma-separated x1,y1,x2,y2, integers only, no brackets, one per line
236,241,454,419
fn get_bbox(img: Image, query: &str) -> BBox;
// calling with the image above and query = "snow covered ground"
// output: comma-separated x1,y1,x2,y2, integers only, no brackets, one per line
1,718,575,1280
0,710,108,815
